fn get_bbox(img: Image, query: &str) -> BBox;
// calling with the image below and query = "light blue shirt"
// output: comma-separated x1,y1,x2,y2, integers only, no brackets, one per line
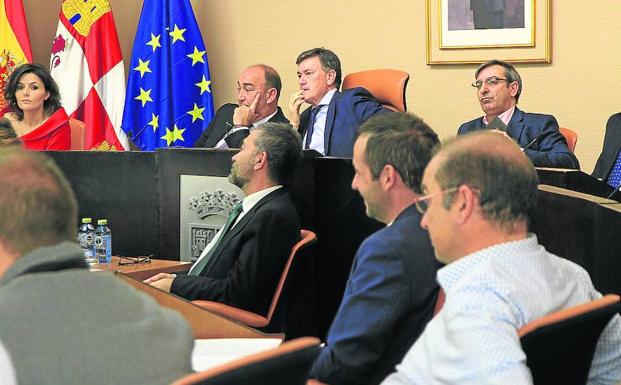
305,88,337,155
382,235,621,385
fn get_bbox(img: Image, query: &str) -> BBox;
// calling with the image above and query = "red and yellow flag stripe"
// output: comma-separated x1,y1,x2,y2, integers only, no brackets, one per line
0,0,32,106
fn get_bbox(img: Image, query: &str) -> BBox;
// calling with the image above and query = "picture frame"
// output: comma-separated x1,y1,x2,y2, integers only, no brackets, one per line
426,0,551,65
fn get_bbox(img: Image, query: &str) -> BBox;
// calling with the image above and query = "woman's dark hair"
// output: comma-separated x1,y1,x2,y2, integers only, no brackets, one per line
4,63,62,120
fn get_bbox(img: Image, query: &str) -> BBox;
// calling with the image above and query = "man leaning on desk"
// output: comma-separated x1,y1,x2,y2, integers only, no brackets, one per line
457,59,580,170
146,122,302,317
193,64,289,149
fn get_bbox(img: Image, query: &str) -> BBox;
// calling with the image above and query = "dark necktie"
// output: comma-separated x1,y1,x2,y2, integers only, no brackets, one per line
189,202,244,275
304,106,322,149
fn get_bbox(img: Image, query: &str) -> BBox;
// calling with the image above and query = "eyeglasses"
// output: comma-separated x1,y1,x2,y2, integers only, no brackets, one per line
414,187,460,214
471,76,508,89
118,255,152,266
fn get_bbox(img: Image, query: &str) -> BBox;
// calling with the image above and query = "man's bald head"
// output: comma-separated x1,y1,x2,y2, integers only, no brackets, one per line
431,131,539,228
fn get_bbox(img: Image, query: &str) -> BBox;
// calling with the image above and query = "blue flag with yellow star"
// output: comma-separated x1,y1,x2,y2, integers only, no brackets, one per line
121,0,214,150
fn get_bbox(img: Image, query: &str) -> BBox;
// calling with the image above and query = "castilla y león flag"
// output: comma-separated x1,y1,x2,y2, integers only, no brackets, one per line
0,0,32,108
49,0,129,150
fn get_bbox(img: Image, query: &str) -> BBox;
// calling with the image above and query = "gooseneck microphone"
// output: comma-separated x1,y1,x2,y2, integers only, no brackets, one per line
522,132,546,152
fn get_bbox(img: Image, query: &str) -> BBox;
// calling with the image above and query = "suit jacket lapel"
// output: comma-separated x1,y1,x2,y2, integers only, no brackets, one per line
507,107,525,142
323,92,339,154
205,113,234,147
201,188,285,276
299,108,311,138
270,107,288,124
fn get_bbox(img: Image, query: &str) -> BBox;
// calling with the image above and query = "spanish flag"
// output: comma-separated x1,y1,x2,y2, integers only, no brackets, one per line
0,0,32,108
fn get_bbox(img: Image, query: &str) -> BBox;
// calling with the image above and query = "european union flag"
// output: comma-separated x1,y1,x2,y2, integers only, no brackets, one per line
121,0,215,150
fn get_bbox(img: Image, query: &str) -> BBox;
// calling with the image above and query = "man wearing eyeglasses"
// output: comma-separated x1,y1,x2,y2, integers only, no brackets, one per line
194,64,289,149
310,113,442,385
458,59,579,169
382,131,621,385
0,147,193,385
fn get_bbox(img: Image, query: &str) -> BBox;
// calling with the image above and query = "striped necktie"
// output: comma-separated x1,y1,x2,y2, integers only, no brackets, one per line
304,106,323,149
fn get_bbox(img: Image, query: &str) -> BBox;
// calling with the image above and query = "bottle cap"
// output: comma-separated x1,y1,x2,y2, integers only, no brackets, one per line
97,219,108,225
81,218,92,223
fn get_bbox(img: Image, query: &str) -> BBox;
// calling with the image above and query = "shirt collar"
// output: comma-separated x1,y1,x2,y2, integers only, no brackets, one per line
437,234,538,292
317,88,337,107
241,185,282,213
482,105,516,126
252,109,278,128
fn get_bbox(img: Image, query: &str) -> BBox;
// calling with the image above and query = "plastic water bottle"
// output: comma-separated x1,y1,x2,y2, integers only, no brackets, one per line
78,218,96,264
94,219,112,264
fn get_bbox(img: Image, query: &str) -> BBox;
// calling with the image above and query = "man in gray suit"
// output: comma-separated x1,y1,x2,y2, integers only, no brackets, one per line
0,147,193,385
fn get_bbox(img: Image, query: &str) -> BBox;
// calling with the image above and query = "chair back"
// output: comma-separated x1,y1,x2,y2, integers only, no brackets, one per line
559,127,578,153
518,294,621,385
192,230,317,328
170,337,321,385
341,69,409,112
69,118,87,150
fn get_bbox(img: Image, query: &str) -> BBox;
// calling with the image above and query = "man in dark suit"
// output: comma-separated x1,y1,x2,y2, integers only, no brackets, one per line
458,59,579,169
309,113,442,385
146,123,302,316
593,113,621,187
289,48,387,157
194,64,289,149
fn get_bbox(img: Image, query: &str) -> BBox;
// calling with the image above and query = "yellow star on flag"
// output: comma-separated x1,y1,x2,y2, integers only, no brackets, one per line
135,87,153,107
161,125,186,146
187,103,205,122
146,33,161,52
186,46,206,66
195,75,212,95
148,113,159,132
169,24,186,44
133,58,152,78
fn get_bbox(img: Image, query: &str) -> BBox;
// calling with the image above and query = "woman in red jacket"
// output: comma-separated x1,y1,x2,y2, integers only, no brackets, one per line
2,63,70,150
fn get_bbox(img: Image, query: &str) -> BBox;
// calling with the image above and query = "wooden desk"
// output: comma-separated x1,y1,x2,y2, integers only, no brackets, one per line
93,256,191,281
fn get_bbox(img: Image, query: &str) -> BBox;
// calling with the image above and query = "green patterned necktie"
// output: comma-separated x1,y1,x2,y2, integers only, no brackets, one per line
189,202,243,276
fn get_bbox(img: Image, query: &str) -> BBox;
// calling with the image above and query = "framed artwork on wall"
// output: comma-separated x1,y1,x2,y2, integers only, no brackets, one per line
426,0,551,64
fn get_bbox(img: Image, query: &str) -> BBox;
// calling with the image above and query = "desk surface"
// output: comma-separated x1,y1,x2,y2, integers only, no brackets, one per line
93,256,192,281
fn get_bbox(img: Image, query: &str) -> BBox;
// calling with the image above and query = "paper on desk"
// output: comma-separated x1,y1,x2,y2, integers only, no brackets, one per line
192,338,282,371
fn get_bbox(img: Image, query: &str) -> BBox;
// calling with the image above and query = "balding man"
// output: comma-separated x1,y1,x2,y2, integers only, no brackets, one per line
194,64,289,148
382,132,621,385
0,147,193,385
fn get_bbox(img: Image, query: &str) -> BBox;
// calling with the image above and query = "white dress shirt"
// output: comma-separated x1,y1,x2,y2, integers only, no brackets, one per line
215,109,278,149
0,341,17,385
304,88,337,155
382,235,621,385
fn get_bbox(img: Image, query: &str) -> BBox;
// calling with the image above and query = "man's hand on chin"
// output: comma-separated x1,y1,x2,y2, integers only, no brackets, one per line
288,90,305,129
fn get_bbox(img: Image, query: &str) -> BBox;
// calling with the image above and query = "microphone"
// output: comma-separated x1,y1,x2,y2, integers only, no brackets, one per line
606,182,621,200
522,132,546,152
486,116,507,132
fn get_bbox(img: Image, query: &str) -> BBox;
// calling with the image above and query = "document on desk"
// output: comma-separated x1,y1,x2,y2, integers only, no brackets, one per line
192,338,282,371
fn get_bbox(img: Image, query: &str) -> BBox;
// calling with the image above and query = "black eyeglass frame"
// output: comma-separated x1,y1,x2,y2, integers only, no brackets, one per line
117,255,152,266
